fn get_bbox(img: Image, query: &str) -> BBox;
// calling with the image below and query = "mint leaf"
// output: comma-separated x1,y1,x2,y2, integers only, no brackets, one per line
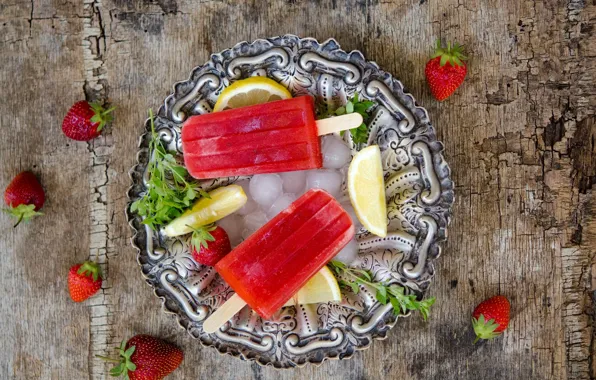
327,262,434,320
331,95,375,144
131,109,205,230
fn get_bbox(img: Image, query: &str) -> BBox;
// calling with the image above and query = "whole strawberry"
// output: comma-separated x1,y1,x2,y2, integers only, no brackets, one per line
100,335,183,380
425,40,468,101
472,295,511,343
190,224,231,266
62,101,115,141
3,171,45,227
68,261,102,302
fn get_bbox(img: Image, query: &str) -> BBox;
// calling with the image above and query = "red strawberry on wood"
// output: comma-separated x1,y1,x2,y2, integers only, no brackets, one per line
425,40,468,101
99,335,183,380
3,171,45,227
68,261,103,302
62,101,115,141
472,295,511,343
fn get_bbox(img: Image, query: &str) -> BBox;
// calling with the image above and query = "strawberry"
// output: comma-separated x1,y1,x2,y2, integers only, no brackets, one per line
68,261,102,302
472,295,511,343
425,40,468,101
3,171,45,227
189,224,231,266
62,101,115,141
100,335,183,380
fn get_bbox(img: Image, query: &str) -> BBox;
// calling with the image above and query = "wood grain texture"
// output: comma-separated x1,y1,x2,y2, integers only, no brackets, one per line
1,0,595,379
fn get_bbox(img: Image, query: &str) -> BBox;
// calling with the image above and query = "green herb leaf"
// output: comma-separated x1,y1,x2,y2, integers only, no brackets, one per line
329,95,375,144
327,263,435,320
131,109,205,230
376,287,388,304
346,101,354,114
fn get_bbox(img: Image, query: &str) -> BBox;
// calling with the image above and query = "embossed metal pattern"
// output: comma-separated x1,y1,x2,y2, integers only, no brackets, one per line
127,35,454,368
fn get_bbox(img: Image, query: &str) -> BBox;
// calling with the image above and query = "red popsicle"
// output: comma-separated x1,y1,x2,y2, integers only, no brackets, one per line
181,96,363,179
203,189,354,332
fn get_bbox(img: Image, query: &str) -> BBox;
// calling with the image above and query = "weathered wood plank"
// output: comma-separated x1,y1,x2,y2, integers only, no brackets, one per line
0,0,90,378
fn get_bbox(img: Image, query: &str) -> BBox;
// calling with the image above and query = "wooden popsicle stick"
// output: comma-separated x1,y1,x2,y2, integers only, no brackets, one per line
315,113,364,136
203,293,247,333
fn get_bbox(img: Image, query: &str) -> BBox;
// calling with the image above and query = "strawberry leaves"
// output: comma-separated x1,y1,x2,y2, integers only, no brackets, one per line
99,340,136,379
328,260,435,320
89,102,116,132
472,314,502,344
188,223,217,251
431,39,467,67
131,109,209,230
3,203,43,227
77,261,102,282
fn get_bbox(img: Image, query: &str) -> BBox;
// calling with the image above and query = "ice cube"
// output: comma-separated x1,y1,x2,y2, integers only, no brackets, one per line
321,135,352,169
305,169,342,197
242,210,268,239
236,180,258,215
332,239,359,265
340,201,362,229
267,193,297,219
249,174,283,208
279,170,307,194
217,214,243,247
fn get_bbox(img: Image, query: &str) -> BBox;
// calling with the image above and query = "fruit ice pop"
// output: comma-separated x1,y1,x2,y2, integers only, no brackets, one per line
214,189,354,319
181,96,362,179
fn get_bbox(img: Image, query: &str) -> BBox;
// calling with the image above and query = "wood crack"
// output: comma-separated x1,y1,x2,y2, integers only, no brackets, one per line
81,0,113,378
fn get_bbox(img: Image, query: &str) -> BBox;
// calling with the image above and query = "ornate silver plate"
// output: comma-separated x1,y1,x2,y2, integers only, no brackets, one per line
127,35,453,368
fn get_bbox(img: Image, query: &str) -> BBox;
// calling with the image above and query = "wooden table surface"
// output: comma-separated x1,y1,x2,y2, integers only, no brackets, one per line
1,0,595,379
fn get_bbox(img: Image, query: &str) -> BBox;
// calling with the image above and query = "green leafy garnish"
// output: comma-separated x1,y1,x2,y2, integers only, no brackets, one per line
188,223,217,251
328,260,435,320
333,93,375,144
130,109,209,230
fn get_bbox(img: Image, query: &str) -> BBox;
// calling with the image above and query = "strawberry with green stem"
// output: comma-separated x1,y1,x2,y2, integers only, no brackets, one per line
472,295,511,343
62,101,116,141
425,40,468,101
188,223,231,266
68,261,103,302
3,171,45,227
98,334,183,379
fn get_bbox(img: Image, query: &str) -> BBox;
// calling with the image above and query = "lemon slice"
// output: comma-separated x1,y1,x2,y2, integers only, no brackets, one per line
213,77,292,112
348,145,387,237
163,185,247,237
283,266,342,307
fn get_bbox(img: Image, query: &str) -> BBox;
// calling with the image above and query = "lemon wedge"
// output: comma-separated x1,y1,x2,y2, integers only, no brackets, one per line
163,185,247,237
283,266,342,307
213,77,292,112
347,145,387,237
